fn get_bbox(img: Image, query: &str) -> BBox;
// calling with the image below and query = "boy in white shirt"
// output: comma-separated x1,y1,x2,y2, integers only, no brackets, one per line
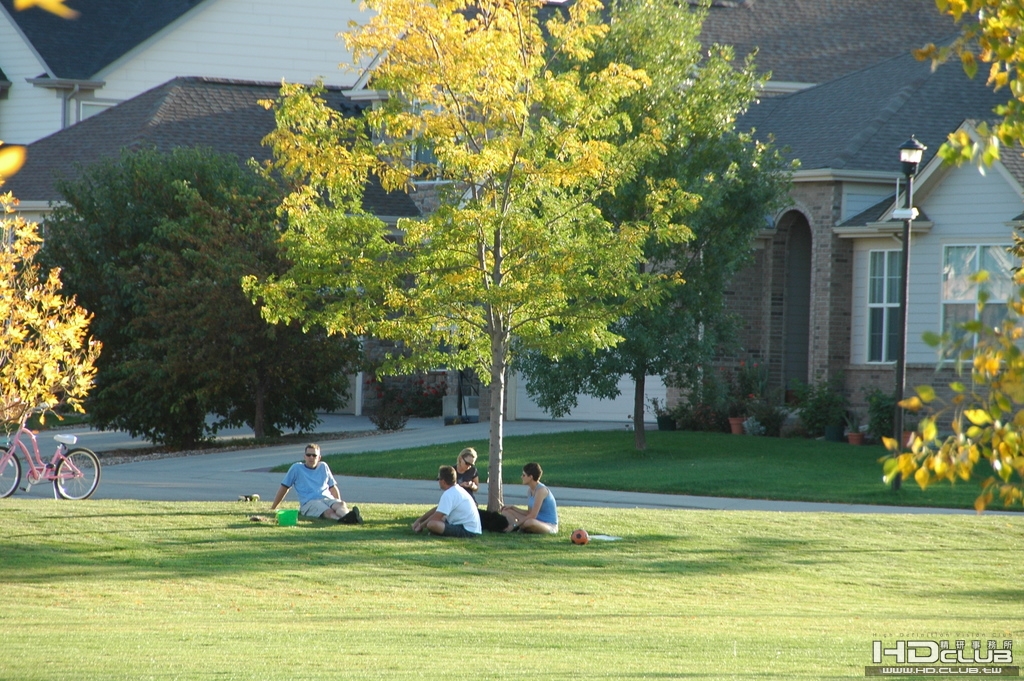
411,465,482,537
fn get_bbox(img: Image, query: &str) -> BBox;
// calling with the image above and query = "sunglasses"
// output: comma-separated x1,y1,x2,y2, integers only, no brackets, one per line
304,452,319,458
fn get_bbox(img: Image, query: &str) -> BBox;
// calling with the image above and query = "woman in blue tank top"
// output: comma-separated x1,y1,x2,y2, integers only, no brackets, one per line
499,462,558,534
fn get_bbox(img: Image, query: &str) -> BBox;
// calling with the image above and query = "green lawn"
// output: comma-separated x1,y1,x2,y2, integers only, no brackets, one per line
313,430,1006,511
1,500,1021,680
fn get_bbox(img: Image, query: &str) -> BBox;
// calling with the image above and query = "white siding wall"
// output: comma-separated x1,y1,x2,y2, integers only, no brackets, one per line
842,181,894,221
0,15,61,144
850,163,1023,365
510,372,666,423
98,0,373,99
0,0,375,144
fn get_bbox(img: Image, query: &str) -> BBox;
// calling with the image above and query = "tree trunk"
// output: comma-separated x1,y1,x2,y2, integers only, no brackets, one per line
633,372,647,451
486,330,508,512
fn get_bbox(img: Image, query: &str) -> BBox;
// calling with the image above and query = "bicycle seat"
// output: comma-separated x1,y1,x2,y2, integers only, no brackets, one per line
54,434,77,446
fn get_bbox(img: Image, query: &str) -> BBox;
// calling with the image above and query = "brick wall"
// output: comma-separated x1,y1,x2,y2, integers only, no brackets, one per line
846,363,968,432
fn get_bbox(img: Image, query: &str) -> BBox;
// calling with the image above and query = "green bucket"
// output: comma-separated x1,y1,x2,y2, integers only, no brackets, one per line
276,509,299,526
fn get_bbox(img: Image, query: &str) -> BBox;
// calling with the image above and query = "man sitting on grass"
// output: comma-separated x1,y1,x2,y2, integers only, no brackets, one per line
411,465,482,537
270,443,362,524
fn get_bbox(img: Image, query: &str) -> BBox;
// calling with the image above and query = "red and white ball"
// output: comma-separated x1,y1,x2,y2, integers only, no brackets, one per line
571,528,590,545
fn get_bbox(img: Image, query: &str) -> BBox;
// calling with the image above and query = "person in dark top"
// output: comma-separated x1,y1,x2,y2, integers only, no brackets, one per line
455,447,479,499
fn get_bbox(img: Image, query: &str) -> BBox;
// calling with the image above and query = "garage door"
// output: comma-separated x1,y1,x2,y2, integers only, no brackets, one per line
509,372,666,423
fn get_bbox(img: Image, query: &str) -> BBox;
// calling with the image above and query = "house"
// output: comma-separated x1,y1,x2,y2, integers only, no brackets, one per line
506,0,967,422
5,0,1000,424
730,46,1018,415
0,0,372,145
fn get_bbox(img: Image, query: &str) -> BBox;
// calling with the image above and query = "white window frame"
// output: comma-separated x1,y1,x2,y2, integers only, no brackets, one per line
867,250,902,363
941,243,1014,350
77,100,116,123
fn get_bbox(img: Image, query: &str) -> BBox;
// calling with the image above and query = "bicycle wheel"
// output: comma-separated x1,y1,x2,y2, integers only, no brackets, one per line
0,449,21,498
54,448,100,500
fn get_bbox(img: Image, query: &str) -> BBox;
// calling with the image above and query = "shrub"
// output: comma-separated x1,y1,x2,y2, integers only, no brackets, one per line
749,399,788,437
866,389,895,441
367,383,410,432
676,372,729,432
742,415,765,436
404,378,447,417
794,378,846,437
364,376,446,427
679,402,728,433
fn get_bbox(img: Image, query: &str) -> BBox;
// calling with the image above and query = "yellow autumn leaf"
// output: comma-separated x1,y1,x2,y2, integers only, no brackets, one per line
13,0,79,19
915,466,930,489
915,385,936,402
898,396,923,411
965,409,993,426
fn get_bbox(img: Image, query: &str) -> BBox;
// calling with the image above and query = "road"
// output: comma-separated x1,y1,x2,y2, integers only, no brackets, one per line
9,415,1005,514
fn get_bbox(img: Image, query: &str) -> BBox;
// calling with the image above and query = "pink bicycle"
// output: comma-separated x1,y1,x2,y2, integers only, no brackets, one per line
0,413,100,500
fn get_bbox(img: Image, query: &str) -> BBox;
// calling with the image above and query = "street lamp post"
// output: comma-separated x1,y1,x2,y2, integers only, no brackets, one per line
892,136,926,481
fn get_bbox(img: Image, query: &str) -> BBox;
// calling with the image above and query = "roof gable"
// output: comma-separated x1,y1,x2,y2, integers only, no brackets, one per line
697,0,958,86
0,0,208,79
4,77,420,219
741,47,1008,175
838,121,1024,229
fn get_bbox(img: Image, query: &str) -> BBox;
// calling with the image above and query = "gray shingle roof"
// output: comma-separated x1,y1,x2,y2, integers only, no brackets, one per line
698,0,959,85
740,47,1009,176
4,76,420,218
838,192,932,229
0,0,206,80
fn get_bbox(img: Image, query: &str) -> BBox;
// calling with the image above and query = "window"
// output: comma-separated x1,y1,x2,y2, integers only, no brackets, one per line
867,250,902,362
942,244,1014,347
79,101,114,121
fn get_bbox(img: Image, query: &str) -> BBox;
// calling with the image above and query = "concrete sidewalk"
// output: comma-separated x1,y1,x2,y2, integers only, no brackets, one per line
10,415,1010,514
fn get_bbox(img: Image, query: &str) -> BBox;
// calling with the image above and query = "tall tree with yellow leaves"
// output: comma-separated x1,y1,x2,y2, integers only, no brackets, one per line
250,0,687,509
0,189,99,427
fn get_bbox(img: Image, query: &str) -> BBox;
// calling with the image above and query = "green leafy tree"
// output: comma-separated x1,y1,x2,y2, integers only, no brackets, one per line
42,147,358,447
250,0,687,509
518,0,790,450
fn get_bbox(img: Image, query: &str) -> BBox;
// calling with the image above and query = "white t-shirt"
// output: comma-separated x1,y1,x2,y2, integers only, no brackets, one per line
436,485,481,534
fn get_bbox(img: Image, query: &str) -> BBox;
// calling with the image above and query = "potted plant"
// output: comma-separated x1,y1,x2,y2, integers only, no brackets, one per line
649,397,676,431
845,411,864,445
722,366,751,434
726,396,748,434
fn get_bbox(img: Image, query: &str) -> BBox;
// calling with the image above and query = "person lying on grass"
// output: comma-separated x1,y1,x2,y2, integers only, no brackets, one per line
270,443,362,524
411,465,482,537
500,462,558,534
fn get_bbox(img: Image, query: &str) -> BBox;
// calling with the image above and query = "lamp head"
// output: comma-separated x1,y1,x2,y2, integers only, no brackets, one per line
899,136,926,176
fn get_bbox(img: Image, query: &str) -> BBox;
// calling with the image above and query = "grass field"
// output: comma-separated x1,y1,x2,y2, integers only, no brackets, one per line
313,430,1005,511
2,499,1022,680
